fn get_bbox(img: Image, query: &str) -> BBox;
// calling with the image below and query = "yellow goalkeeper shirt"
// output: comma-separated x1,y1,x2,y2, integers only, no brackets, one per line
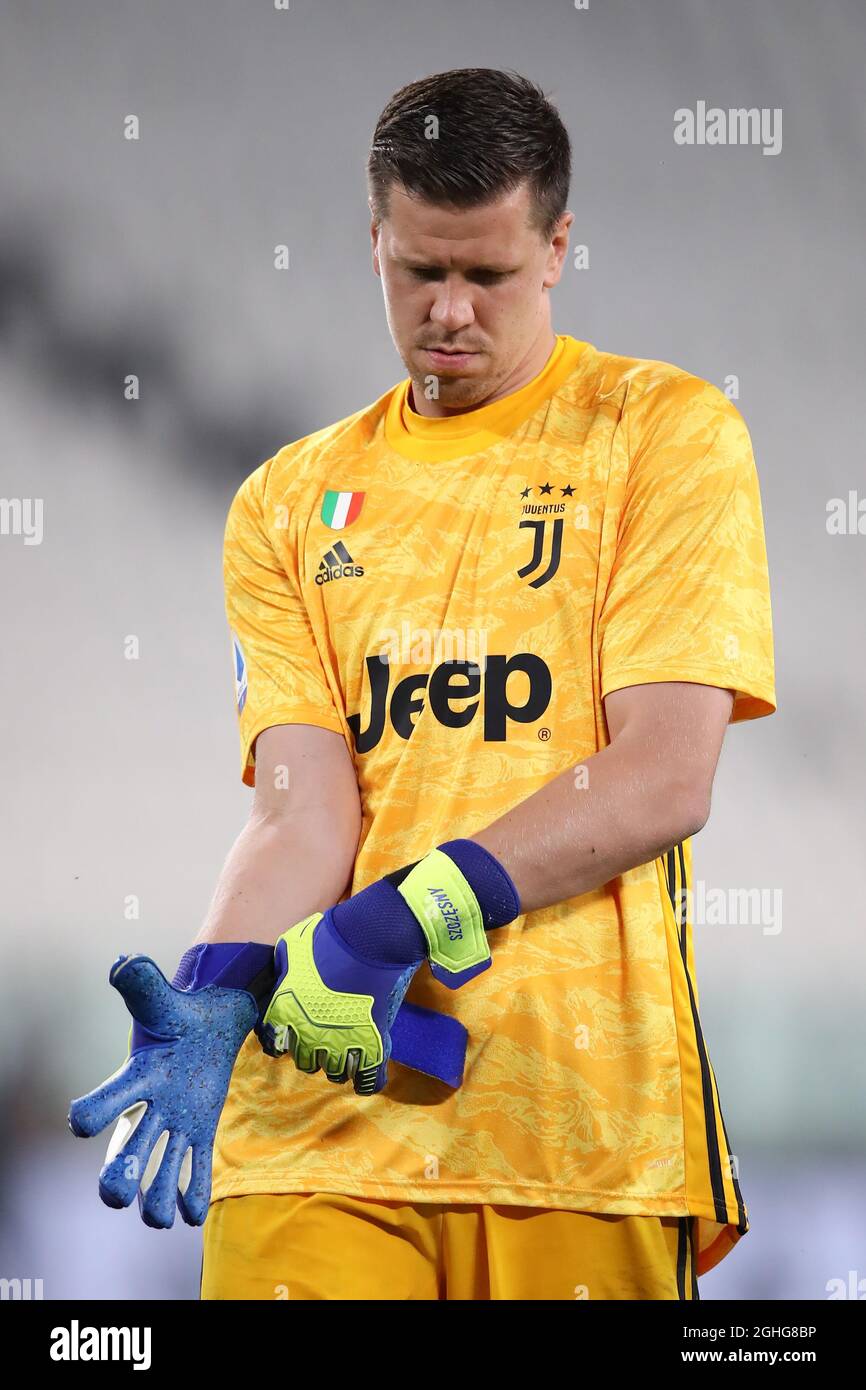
216,333,776,1275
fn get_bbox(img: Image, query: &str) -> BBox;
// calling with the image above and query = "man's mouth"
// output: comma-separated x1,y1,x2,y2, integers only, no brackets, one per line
423,346,480,365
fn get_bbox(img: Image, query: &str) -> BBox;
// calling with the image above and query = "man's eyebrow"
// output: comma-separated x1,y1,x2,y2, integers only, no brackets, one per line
396,255,516,274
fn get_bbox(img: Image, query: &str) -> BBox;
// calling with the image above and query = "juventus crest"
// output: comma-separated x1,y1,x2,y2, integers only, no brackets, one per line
517,517,563,589
516,479,578,587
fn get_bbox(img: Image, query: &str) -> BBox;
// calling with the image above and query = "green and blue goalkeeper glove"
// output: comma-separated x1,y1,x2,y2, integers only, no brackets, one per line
257,838,521,1095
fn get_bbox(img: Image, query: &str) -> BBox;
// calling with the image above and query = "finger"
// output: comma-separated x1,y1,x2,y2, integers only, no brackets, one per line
109,955,184,1033
68,1058,150,1138
293,1036,325,1074
137,1129,188,1230
324,1046,365,1088
258,1019,297,1059
96,1102,164,1209
176,1144,211,1227
353,1059,389,1096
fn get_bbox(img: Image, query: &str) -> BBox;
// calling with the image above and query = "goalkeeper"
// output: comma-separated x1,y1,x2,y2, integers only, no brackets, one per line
71,65,776,1300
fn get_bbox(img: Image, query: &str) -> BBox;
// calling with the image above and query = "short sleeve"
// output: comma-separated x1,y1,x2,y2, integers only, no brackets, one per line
598,377,776,723
223,459,344,785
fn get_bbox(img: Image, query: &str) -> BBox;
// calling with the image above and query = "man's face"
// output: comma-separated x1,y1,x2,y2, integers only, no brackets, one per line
371,181,571,411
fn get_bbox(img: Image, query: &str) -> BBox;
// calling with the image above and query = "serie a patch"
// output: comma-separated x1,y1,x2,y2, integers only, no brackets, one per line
231,631,248,713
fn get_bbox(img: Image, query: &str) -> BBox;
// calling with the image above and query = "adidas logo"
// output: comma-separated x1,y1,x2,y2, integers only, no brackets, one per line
316,540,365,585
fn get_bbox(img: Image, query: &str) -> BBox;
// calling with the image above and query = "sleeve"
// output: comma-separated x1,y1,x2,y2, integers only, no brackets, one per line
223,459,344,786
598,376,776,723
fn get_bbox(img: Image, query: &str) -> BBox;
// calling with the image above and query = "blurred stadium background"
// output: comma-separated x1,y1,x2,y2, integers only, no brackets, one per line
1,0,864,1300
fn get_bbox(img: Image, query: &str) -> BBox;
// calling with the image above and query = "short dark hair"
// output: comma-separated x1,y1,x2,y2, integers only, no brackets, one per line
367,68,571,242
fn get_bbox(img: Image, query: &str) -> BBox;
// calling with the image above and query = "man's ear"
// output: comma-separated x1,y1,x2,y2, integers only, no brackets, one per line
370,212,381,277
544,209,575,290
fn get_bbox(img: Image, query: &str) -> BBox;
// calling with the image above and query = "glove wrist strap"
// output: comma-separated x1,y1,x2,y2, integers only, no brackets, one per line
396,848,491,989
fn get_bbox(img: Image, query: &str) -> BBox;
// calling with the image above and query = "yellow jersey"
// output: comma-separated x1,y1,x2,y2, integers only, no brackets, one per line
216,334,775,1276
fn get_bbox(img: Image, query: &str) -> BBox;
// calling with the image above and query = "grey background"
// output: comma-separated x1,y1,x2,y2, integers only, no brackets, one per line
1,0,864,1300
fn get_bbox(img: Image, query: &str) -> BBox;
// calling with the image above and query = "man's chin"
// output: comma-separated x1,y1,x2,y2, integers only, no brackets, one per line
408,369,492,413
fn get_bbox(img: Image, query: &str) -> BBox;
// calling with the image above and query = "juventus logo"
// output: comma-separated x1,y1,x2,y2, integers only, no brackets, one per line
517,518,563,588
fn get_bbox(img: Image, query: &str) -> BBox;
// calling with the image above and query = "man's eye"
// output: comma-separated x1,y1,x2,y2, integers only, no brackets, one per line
408,268,506,285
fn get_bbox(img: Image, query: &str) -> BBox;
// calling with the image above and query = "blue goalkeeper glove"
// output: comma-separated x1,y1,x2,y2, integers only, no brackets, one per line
68,942,274,1229
257,839,521,1095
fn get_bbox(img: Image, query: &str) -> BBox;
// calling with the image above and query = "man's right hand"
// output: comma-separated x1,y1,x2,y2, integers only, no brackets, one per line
257,839,521,1095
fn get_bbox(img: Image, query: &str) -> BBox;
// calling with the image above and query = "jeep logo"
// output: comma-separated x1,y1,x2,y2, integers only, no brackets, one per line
347,654,552,753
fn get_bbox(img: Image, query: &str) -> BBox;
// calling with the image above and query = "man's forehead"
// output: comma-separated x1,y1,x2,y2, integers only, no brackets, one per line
384,182,534,255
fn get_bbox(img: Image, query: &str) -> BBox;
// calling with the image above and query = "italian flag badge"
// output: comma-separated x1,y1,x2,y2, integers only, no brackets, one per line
320,489,365,530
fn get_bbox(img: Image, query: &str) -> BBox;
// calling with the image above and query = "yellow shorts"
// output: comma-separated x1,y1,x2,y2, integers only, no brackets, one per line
201,1193,700,1300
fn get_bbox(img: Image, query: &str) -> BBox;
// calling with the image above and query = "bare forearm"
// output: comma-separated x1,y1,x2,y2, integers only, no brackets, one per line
194,809,356,947
472,737,706,915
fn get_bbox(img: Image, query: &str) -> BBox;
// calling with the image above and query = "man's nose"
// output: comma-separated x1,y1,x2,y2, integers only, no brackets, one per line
428,285,476,331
